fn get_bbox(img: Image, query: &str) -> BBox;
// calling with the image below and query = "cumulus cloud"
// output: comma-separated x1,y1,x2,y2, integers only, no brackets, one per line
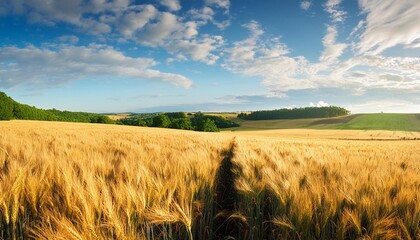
222,15,420,98
188,6,230,29
130,11,223,64
167,36,224,64
328,56,420,93
242,20,264,39
324,0,346,23
116,4,158,38
217,1,419,97
188,6,215,22
158,0,181,11
300,1,312,11
136,12,183,46
309,101,330,107
223,20,313,94
205,0,230,10
360,56,420,75
0,0,131,33
2,0,418,99
355,0,420,55
0,0,227,65
0,44,193,88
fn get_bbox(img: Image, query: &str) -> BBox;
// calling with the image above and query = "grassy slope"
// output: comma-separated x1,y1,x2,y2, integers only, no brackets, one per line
335,113,420,131
228,113,420,132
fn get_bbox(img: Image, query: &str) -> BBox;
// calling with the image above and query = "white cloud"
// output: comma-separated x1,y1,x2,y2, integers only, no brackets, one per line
356,0,420,55
58,35,79,44
167,36,224,64
188,6,230,29
224,21,313,93
309,101,330,107
223,16,420,98
0,0,227,65
136,12,183,46
0,44,193,88
131,11,223,64
360,56,420,75
319,25,347,64
205,0,230,10
158,0,181,11
348,20,365,39
242,20,264,39
116,4,158,38
325,0,346,23
188,7,214,22
300,1,312,11
0,0,134,34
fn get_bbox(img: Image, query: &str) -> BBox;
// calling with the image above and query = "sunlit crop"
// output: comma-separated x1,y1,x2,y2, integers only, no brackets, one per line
1,120,419,239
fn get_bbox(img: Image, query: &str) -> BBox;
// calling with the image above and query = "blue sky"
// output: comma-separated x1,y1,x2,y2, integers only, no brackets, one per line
0,0,419,113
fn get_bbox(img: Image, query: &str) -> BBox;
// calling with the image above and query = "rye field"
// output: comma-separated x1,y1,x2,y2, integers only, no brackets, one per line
1,120,420,239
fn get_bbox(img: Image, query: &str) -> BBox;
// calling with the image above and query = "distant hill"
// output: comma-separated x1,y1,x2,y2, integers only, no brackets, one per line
0,91,113,123
230,113,420,132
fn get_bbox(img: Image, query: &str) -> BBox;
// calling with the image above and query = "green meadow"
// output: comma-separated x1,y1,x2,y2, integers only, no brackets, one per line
229,113,420,132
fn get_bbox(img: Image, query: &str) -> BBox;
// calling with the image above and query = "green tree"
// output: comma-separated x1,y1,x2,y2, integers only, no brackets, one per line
170,118,193,130
243,106,350,120
0,92,14,120
165,112,186,119
196,119,219,132
136,119,148,126
90,115,113,124
152,114,171,128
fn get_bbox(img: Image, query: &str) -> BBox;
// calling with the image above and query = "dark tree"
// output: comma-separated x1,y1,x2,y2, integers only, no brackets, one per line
243,106,350,120
191,112,239,129
170,118,193,130
0,92,14,120
152,114,171,128
165,112,186,119
196,119,219,132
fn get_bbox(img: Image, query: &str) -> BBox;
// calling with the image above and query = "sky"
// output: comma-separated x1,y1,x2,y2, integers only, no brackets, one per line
0,0,419,113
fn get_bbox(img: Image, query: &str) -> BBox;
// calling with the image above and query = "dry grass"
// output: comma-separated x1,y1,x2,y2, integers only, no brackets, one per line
1,120,419,239
106,114,132,121
226,128,420,140
205,113,239,119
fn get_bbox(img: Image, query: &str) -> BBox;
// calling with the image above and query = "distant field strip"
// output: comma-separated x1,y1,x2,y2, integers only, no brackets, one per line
1,120,419,239
230,113,420,132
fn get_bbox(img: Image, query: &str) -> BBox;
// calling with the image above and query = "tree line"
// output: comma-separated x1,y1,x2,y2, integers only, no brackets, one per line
0,91,113,123
239,106,350,120
0,91,238,132
118,112,239,132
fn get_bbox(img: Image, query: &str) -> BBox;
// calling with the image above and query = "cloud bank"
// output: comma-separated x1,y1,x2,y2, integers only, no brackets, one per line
0,44,193,88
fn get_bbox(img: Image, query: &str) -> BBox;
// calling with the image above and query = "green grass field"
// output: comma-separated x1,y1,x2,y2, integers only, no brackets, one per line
227,113,420,132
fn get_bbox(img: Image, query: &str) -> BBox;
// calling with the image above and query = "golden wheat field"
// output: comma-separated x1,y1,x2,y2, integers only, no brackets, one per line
1,120,419,239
